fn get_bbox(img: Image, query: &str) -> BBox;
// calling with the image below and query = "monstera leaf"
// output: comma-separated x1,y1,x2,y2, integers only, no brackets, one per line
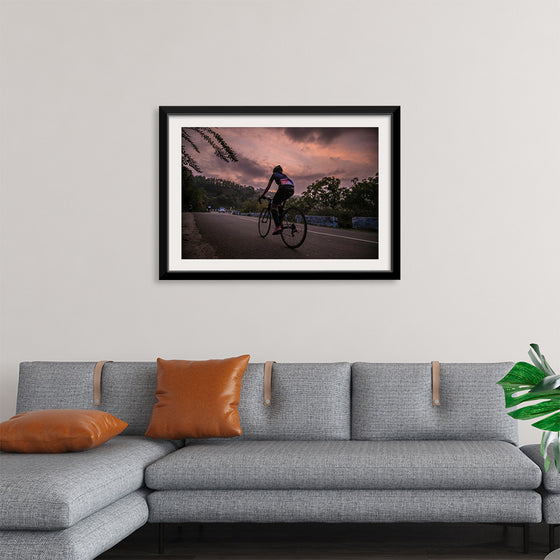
498,344,560,472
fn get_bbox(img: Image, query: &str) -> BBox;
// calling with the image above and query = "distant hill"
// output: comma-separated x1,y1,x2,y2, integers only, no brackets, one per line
182,170,263,213
193,175,262,210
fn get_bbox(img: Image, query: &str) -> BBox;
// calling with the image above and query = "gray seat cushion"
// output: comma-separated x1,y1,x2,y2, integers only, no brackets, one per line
145,440,541,491
0,436,177,530
0,490,148,560
148,489,542,524
513,446,560,523
351,362,518,444
543,493,560,524
522,444,560,493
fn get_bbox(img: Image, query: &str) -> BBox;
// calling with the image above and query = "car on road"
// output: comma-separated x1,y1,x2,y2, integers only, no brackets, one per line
218,207,226,213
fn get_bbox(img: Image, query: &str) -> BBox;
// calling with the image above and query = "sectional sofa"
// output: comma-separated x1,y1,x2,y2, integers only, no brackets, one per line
0,361,547,559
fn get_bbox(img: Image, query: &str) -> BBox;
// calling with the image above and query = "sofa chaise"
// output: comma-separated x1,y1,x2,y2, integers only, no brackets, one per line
0,360,544,559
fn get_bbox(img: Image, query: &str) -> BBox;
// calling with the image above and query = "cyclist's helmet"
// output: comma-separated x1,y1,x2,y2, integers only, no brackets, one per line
273,165,283,174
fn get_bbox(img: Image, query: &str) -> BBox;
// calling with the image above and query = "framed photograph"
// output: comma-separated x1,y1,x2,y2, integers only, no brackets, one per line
159,106,400,279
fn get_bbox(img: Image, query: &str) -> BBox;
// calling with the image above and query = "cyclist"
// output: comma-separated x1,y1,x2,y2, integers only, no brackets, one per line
260,165,295,234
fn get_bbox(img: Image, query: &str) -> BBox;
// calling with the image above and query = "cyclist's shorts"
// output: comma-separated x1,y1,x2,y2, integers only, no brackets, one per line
273,185,294,206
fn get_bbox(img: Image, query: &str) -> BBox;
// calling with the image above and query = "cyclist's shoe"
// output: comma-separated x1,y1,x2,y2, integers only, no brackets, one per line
272,226,282,235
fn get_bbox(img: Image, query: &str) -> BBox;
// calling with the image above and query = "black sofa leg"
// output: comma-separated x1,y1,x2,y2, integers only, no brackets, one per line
158,523,165,555
523,523,529,554
550,524,558,553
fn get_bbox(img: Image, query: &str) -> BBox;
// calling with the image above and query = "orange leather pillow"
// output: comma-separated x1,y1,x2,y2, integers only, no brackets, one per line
0,409,127,453
145,355,250,439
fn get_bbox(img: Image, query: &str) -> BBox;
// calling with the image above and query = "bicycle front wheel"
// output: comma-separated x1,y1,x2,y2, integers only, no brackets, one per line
280,207,307,249
258,208,272,238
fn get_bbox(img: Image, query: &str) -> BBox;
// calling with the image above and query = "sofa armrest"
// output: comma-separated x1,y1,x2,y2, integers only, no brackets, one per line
522,444,560,493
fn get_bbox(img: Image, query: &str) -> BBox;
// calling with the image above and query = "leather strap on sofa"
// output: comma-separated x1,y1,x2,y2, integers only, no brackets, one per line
264,361,276,406
93,361,113,405
432,361,440,406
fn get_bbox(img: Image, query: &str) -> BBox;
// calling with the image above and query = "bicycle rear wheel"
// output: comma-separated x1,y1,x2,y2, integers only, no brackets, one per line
280,206,307,249
258,208,272,238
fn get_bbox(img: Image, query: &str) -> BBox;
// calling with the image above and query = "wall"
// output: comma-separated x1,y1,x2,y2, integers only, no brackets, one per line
1,0,559,445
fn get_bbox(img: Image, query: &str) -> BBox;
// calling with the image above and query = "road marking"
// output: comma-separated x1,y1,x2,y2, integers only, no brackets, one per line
306,229,378,244
232,214,378,245
234,216,260,223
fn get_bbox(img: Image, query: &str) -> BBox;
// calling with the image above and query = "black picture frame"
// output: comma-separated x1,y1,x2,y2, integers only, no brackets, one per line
159,106,400,280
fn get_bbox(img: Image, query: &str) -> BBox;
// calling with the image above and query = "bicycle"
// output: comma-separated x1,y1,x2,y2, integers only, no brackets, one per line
258,196,307,249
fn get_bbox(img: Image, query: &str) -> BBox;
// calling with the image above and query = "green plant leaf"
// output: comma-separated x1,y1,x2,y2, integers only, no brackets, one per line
508,401,560,420
543,355,557,376
542,431,556,456
530,375,560,393
497,346,560,474
530,343,556,375
541,432,560,472
533,411,560,431
530,343,544,358
497,362,546,388
529,348,547,374
502,386,560,408
553,439,560,471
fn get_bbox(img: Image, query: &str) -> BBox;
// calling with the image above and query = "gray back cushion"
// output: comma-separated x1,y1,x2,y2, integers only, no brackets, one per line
351,362,517,444
237,363,351,440
98,362,157,435
17,362,157,436
17,362,95,413
16,361,351,439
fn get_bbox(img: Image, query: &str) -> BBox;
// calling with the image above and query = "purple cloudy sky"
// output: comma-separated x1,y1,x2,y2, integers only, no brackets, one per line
184,127,378,195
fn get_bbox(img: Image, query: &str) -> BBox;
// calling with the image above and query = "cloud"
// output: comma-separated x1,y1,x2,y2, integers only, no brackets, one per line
283,128,349,146
234,157,269,181
283,128,316,143
297,168,349,182
201,156,269,187
186,126,378,193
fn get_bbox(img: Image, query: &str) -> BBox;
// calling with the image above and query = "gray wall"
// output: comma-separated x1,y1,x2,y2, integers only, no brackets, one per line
1,0,559,444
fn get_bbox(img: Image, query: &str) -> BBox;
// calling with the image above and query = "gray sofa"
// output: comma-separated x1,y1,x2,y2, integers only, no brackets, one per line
0,361,544,559
521,444,560,551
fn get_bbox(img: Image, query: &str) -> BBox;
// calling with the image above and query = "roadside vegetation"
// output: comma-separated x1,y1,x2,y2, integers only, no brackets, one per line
298,175,378,228
182,171,378,228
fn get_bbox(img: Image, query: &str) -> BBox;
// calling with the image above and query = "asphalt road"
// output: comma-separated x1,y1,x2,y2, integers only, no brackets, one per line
187,212,379,260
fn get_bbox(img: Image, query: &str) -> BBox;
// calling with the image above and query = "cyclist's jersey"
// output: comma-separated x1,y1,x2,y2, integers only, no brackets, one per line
271,172,295,189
